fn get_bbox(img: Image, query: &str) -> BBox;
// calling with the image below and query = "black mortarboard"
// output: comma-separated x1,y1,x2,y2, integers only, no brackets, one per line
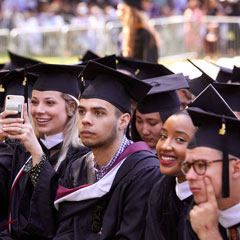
187,59,215,96
213,82,240,112
187,84,238,198
216,66,232,83
122,0,143,10
231,66,240,83
116,56,173,80
209,61,232,83
25,63,84,100
5,50,42,70
79,50,99,63
78,55,117,94
1,69,38,104
137,73,189,114
79,54,116,69
81,61,152,114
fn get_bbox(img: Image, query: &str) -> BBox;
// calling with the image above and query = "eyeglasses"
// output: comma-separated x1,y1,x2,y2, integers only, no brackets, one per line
181,159,223,176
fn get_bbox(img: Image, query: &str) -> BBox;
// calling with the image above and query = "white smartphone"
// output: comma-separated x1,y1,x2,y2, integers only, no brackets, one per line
4,95,24,118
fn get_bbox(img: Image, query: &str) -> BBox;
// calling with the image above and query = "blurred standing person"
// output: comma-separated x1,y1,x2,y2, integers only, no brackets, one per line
117,0,160,63
203,0,224,58
183,0,203,54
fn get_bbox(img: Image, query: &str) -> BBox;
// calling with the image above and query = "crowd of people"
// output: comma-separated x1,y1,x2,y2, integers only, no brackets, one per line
0,1,239,240
0,0,239,30
0,38,239,240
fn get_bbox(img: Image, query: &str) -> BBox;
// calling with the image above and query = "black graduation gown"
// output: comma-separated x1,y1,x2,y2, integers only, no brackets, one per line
0,139,18,231
133,28,159,63
183,200,229,240
54,150,161,240
145,176,192,240
0,139,89,240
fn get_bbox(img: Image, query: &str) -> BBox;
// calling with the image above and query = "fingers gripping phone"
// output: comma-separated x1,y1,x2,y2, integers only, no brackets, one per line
5,95,24,118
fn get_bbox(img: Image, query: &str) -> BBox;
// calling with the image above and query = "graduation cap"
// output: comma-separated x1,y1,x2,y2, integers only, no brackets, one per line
187,84,239,198
131,73,189,142
1,69,38,105
78,55,117,94
216,66,232,83
25,63,84,101
5,50,42,70
116,56,173,80
208,61,232,83
79,54,116,69
137,73,189,114
81,60,152,114
122,0,143,10
187,59,215,96
213,82,240,112
79,50,99,63
231,66,240,83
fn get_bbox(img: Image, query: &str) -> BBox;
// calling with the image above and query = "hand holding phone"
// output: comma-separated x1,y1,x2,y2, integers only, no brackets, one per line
4,95,24,119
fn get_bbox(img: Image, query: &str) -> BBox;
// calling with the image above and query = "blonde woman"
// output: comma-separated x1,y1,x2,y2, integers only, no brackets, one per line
0,64,89,239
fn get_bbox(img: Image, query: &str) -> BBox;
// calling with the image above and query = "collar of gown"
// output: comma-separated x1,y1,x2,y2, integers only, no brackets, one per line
175,178,192,200
40,132,64,149
219,202,240,228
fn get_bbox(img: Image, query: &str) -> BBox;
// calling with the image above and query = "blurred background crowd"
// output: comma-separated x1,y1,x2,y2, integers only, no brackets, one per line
0,0,239,64
0,0,240,29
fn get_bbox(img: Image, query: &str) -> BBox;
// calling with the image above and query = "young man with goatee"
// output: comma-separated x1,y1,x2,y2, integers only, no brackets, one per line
53,61,162,240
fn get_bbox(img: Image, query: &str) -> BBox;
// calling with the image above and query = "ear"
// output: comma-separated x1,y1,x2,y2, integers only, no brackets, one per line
67,101,77,117
231,159,240,180
118,113,130,131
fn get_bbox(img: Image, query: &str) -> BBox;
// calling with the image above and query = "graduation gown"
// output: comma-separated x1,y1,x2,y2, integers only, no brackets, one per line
133,28,159,63
53,149,161,240
0,139,89,240
145,176,192,240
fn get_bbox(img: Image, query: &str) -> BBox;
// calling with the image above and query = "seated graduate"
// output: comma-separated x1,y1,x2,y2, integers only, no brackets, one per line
181,84,240,240
145,110,196,240
0,69,38,232
131,73,189,152
115,56,174,138
0,64,89,239
53,61,162,240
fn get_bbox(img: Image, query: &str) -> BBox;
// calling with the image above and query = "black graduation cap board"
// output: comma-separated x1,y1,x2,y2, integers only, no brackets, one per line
81,60,152,114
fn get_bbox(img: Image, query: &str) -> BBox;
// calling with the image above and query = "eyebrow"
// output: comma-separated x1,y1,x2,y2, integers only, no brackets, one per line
175,130,189,137
31,97,56,100
161,128,189,137
78,106,108,112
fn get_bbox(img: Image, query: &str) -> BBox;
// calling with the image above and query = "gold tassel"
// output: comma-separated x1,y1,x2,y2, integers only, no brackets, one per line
0,84,4,92
22,76,27,86
219,123,226,135
81,76,85,86
134,68,140,76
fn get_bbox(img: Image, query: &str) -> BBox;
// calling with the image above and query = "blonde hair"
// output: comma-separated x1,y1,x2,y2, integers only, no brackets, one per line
30,93,82,170
119,3,160,58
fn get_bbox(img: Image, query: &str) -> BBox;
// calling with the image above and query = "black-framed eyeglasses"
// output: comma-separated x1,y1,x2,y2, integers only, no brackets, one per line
181,159,223,176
